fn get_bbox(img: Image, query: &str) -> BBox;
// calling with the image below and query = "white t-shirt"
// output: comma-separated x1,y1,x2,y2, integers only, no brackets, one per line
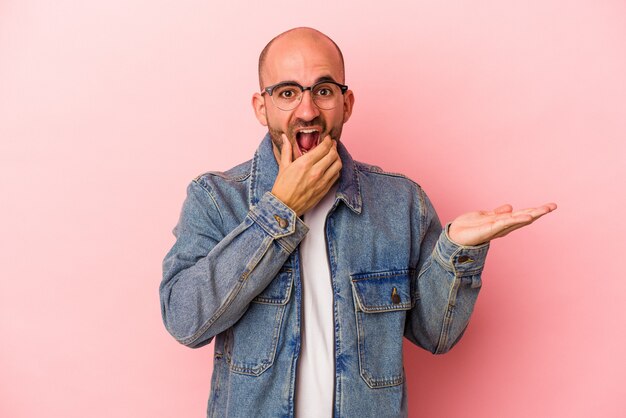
294,187,337,418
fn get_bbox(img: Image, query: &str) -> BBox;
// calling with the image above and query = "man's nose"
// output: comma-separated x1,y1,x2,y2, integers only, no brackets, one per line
293,90,320,121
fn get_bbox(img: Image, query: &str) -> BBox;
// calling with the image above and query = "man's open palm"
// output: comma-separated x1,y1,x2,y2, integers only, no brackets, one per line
448,203,557,246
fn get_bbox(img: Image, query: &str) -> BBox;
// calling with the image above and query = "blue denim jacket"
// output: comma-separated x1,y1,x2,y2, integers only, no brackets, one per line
160,134,489,418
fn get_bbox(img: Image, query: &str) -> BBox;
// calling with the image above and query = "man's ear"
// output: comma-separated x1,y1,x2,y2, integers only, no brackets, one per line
252,93,268,126
342,90,355,123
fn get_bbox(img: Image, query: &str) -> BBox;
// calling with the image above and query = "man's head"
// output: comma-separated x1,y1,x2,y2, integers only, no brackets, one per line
252,27,354,160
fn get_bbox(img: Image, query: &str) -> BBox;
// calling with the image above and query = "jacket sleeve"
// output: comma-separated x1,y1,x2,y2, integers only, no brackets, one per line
404,186,489,354
160,180,308,348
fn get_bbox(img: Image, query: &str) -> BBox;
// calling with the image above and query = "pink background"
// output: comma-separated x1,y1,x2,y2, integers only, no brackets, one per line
1,1,625,417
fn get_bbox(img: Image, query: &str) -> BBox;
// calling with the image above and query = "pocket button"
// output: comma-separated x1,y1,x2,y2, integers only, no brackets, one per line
391,287,401,304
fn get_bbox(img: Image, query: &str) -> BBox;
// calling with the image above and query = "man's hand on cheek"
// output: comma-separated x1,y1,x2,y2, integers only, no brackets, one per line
271,134,342,217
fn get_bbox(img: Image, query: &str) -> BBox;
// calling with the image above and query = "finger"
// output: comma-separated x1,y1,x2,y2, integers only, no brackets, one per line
491,214,533,232
473,202,557,242
319,164,342,196
492,204,513,215
492,207,547,222
321,154,342,182
280,134,293,168
308,157,341,200
329,169,341,189
491,204,557,235
533,202,558,215
306,152,341,193
312,140,340,174
482,204,512,216
511,204,557,219
300,135,334,164
493,210,546,235
490,202,557,217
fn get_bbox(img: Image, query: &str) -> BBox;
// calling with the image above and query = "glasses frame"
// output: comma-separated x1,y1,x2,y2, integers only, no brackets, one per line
261,80,349,111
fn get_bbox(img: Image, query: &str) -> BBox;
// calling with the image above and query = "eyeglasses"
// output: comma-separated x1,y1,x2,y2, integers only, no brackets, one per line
262,80,348,111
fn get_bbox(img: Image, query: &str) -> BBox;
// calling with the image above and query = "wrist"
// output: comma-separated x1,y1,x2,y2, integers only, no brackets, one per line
270,189,300,217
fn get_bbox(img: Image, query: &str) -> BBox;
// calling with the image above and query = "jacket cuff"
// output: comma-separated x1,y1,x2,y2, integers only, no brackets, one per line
248,192,309,252
434,223,490,276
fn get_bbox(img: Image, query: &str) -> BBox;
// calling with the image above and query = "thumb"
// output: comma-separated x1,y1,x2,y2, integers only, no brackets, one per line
493,204,513,214
279,133,293,168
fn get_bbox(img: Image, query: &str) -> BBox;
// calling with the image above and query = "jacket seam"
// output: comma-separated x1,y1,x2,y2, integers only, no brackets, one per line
355,162,421,185
192,178,225,227
179,234,274,346
434,246,464,354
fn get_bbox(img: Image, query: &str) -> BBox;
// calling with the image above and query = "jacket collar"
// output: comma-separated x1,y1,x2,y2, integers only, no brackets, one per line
249,133,362,214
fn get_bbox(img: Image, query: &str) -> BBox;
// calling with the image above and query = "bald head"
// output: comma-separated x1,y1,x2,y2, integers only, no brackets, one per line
258,27,345,90
251,27,355,160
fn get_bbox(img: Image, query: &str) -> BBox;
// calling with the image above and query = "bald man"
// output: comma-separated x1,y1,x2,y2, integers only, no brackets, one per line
160,27,556,418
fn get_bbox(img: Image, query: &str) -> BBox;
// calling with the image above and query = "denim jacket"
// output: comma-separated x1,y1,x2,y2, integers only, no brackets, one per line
160,134,489,418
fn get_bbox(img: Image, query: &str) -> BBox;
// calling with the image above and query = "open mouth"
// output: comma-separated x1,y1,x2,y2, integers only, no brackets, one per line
295,129,321,154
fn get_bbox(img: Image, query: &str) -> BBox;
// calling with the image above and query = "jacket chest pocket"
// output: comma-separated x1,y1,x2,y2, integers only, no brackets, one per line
351,269,413,388
225,268,293,376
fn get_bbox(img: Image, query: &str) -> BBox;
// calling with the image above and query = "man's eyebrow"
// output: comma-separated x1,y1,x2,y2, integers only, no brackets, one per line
315,75,338,84
276,80,301,85
268,76,339,88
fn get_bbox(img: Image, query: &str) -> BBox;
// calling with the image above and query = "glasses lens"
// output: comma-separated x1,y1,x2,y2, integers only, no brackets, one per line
311,83,342,110
271,84,302,111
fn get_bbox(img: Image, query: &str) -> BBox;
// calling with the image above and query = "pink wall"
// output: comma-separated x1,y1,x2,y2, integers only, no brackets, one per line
1,1,625,417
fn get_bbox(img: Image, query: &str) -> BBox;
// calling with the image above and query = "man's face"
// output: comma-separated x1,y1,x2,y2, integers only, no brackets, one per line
253,32,354,160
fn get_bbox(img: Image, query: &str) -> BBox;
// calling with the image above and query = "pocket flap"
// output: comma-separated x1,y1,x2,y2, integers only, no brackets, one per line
252,268,293,305
351,269,413,313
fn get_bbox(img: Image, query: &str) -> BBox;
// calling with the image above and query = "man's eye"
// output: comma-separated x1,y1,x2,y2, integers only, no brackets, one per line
315,85,334,97
278,88,297,99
